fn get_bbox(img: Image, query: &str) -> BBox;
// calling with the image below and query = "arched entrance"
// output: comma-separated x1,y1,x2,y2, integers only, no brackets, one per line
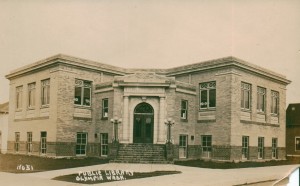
133,103,154,143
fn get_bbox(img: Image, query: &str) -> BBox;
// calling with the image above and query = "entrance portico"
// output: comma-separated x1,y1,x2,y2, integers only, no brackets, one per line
113,72,176,144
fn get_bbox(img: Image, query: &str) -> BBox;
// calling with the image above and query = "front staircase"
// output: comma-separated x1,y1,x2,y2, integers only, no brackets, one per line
111,143,171,164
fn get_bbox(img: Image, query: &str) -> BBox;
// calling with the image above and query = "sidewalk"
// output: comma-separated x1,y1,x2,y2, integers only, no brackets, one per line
1,163,298,186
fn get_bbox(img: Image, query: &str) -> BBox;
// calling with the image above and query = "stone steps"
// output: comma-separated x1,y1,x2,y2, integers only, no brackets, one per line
112,144,170,164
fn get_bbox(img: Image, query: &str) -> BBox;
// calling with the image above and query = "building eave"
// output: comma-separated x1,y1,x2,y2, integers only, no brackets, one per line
166,56,291,85
5,54,127,80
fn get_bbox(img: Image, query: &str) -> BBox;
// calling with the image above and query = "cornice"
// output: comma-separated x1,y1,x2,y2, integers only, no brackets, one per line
6,54,291,85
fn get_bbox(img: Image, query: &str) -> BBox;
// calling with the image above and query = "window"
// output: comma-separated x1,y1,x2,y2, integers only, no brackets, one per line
16,86,23,110
257,87,266,113
40,132,47,154
102,99,108,118
74,79,91,106
100,133,108,156
27,132,33,153
76,132,87,155
15,132,20,152
181,100,188,120
179,135,188,158
258,137,264,159
272,138,278,159
200,81,216,109
295,137,300,151
241,82,251,110
41,79,50,106
242,136,249,160
202,135,212,152
28,83,36,108
271,91,279,115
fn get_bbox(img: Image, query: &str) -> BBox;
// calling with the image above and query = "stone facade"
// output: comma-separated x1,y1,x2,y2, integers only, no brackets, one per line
5,54,290,161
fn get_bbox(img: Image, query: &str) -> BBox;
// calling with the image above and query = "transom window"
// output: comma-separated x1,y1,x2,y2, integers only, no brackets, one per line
272,138,278,159
27,132,33,153
16,86,23,110
199,81,216,109
41,79,50,106
271,91,279,115
258,137,264,159
181,100,188,120
242,136,249,160
102,99,108,118
74,79,92,106
201,135,212,152
28,83,36,108
76,132,87,155
241,82,251,110
257,87,266,113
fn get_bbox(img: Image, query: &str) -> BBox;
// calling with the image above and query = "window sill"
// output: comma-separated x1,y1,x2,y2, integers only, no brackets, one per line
180,118,188,122
241,109,251,113
199,108,216,112
271,114,279,117
257,111,266,115
41,105,50,109
27,107,35,110
74,105,91,109
15,109,23,112
101,117,108,120
76,154,87,157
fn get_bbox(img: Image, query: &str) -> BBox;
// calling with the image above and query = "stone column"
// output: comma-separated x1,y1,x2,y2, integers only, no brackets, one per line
122,96,129,142
158,96,165,143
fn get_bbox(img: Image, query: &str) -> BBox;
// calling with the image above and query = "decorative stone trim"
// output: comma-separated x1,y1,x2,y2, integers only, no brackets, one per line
14,116,49,122
240,120,280,127
197,119,216,123
73,116,92,121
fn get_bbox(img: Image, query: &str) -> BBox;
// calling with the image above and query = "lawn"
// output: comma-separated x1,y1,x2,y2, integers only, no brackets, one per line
174,157,300,169
0,154,109,173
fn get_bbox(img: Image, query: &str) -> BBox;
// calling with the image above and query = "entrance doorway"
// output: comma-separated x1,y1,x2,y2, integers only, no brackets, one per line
133,103,154,143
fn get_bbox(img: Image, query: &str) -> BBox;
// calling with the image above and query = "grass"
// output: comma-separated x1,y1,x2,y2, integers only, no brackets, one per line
174,157,300,169
0,154,109,173
52,170,181,184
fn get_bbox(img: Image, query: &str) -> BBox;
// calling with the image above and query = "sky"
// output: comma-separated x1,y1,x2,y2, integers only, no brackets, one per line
0,0,299,105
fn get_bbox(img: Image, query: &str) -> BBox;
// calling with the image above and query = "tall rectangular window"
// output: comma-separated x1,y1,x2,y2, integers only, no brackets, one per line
28,83,36,108
179,135,188,158
241,82,251,110
102,99,108,118
295,137,300,151
181,100,188,120
257,87,266,113
41,79,50,106
74,79,91,106
200,81,216,109
100,133,108,156
242,136,249,160
76,132,87,155
271,91,279,115
202,135,212,152
40,132,47,154
272,138,278,159
27,132,33,153
16,86,23,110
15,132,20,152
258,137,264,159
